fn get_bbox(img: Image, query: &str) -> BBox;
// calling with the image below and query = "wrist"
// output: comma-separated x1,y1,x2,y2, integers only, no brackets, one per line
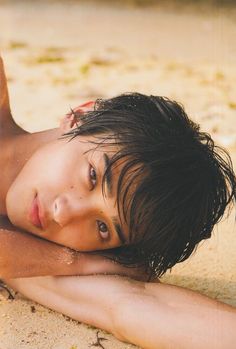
55,248,82,276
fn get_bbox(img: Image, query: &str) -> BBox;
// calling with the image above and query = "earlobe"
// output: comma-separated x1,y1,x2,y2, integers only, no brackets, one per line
59,112,78,133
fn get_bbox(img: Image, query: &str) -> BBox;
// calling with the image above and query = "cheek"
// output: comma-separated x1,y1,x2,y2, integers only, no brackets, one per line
6,191,31,230
5,149,65,225
6,159,37,225
36,144,87,191
56,220,100,251
24,147,76,193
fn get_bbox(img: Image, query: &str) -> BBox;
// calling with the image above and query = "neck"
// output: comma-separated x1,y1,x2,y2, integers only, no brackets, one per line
0,127,62,214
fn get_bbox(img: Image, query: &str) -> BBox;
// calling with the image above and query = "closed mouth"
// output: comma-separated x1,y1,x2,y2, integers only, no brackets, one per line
29,194,43,229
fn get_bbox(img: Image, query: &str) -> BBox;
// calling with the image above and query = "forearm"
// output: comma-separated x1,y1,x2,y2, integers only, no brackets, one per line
6,275,127,338
6,275,236,349
0,228,82,278
0,225,146,279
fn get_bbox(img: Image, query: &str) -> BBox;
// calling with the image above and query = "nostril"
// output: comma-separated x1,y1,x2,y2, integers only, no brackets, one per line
53,196,70,227
53,199,62,224
54,201,58,213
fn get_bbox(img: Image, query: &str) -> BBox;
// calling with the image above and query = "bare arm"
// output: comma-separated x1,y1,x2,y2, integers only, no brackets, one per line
0,56,12,128
0,217,146,279
0,56,10,116
0,55,23,134
0,227,81,278
0,228,146,279
7,275,236,349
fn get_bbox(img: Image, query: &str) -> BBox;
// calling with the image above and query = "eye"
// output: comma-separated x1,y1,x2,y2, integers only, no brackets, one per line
97,220,110,240
89,165,97,189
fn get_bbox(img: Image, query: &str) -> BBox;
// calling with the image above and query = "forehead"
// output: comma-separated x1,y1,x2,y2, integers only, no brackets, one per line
79,135,122,168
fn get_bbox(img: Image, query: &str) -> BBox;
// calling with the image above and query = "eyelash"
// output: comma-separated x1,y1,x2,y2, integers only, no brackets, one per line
89,164,110,240
89,165,97,190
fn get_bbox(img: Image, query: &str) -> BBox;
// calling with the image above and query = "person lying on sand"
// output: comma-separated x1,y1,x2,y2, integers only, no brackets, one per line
1,53,235,281
0,54,235,280
0,56,144,280
1,55,236,348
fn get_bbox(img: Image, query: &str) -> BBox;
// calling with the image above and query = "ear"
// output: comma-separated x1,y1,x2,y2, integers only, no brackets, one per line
59,101,95,133
59,112,78,133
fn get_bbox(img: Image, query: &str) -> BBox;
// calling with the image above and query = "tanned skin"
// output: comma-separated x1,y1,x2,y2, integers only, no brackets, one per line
2,55,236,349
0,56,144,280
7,275,236,349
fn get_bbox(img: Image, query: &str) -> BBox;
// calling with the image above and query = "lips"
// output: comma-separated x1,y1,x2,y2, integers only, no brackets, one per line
29,195,43,229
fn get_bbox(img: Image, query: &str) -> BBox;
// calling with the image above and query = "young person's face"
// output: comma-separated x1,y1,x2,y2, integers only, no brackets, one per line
6,135,130,251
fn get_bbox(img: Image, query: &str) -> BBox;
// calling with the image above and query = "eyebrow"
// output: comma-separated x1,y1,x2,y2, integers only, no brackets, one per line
112,217,127,245
103,153,127,245
103,153,113,197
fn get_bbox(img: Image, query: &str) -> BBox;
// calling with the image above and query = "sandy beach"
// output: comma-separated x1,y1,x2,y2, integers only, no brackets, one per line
0,1,236,348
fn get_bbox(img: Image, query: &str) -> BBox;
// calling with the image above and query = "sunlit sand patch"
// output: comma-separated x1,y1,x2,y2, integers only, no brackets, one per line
16,46,68,66
24,54,65,65
8,41,28,50
51,75,78,86
228,101,236,110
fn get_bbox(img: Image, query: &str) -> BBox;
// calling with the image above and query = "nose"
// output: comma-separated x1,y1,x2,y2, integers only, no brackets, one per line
53,192,91,227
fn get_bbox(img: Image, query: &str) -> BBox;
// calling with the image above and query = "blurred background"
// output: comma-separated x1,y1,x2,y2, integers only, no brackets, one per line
1,0,236,138
0,1,236,348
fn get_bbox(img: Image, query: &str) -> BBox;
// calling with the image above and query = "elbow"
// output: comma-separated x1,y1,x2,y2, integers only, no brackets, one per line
110,295,135,344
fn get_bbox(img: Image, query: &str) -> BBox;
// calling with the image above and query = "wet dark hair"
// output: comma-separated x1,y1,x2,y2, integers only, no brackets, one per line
63,93,236,278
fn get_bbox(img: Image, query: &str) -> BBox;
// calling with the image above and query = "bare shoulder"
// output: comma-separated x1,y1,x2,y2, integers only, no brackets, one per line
0,55,10,115
0,55,22,135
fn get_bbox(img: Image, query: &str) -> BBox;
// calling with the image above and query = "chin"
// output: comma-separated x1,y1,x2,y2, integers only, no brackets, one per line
6,186,28,230
5,186,14,220
6,207,30,233
5,201,21,228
